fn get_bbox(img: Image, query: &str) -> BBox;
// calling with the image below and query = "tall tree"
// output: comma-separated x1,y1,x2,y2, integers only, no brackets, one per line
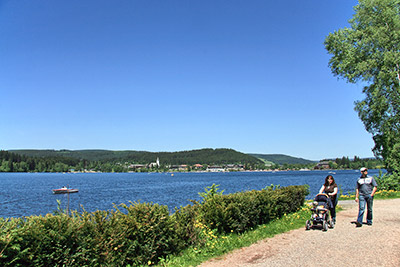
325,0,400,173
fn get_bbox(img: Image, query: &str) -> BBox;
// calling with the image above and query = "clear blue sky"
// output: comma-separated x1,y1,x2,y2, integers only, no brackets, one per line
0,0,374,160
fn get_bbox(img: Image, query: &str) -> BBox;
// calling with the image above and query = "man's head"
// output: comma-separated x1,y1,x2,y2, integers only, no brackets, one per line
360,167,368,176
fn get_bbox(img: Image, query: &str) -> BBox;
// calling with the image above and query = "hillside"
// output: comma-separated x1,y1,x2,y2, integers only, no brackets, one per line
9,149,316,166
9,149,141,161
249,153,316,165
10,148,263,165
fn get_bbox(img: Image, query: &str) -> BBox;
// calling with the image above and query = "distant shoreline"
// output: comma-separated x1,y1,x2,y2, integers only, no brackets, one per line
0,168,381,174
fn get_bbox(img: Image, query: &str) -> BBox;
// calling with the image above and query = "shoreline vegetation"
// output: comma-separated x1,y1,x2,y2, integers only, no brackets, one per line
1,149,383,173
1,185,398,266
0,184,308,266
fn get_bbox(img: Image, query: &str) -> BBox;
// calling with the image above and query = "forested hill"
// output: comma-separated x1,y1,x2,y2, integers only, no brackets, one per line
10,149,263,165
249,153,316,165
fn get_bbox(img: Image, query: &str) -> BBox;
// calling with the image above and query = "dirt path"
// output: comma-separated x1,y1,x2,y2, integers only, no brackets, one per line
199,198,400,267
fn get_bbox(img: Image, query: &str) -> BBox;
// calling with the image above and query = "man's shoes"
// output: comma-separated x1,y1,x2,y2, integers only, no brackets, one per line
367,222,372,226
356,221,362,227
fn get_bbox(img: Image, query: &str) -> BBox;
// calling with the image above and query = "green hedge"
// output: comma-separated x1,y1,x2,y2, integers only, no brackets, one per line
0,185,308,266
198,185,308,233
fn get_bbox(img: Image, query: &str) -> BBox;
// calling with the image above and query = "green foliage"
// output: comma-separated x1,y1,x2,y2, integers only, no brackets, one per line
3,149,263,173
0,185,308,266
0,203,177,266
318,156,383,170
0,150,82,173
325,0,400,174
198,185,308,234
11,148,263,166
374,189,400,198
375,171,400,190
198,184,225,203
339,188,400,200
171,204,202,250
111,202,177,266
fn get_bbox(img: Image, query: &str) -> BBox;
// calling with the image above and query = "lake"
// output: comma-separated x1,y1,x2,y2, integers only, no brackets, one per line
0,169,383,218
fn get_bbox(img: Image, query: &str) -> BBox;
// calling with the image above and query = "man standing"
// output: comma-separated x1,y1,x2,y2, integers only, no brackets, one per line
355,167,377,227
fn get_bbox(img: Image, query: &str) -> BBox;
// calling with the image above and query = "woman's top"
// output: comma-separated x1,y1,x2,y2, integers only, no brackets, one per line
324,184,337,194
324,184,338,201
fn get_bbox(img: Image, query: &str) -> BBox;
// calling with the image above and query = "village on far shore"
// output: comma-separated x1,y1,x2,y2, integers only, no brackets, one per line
69,158,377,173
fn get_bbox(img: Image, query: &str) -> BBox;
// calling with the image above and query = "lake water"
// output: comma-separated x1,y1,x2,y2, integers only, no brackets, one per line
0,169,383,218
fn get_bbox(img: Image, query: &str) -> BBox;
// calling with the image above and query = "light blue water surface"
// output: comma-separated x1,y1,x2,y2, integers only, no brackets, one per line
0,169,383,218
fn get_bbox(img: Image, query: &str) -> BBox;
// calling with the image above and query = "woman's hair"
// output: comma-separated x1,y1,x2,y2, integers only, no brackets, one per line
324,175,337,187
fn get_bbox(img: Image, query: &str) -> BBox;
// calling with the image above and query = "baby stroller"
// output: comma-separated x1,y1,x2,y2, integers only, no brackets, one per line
305,193,334,231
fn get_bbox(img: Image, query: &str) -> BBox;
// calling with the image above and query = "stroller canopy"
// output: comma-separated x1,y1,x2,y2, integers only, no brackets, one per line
314,194,333,209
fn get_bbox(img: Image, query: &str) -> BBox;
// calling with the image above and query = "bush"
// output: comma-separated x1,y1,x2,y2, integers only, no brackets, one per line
376,171,400,191
0,213,94,266
171,203,202,249
198,185,308,234
0,203,177,266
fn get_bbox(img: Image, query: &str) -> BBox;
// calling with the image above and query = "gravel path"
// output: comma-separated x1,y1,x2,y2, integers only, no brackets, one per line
199,198,400,267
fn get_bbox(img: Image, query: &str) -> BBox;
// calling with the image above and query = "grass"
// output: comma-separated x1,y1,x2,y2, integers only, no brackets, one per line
155,189,399,267
338,189,400,200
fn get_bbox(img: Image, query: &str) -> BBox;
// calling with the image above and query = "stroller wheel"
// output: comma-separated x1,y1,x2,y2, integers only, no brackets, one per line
322,221,328,231
305,220,311,230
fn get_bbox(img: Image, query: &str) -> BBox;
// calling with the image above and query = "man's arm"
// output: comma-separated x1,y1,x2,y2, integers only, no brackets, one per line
371,186,377,197
371,177,378,197
355,188,359,202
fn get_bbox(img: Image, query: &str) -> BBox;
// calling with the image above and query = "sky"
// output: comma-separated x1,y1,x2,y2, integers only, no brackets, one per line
0,0,375,161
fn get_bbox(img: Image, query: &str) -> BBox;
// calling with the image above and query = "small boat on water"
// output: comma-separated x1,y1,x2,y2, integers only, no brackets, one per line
52,187,79,194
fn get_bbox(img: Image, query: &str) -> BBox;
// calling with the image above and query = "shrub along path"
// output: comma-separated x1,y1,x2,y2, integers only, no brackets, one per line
199,198,400,267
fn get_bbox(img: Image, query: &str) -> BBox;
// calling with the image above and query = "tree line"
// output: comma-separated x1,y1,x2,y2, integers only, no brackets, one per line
0,149,264,173
0,150,86,172
320,156,383,170
0,150,384,173
10,148,263,165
